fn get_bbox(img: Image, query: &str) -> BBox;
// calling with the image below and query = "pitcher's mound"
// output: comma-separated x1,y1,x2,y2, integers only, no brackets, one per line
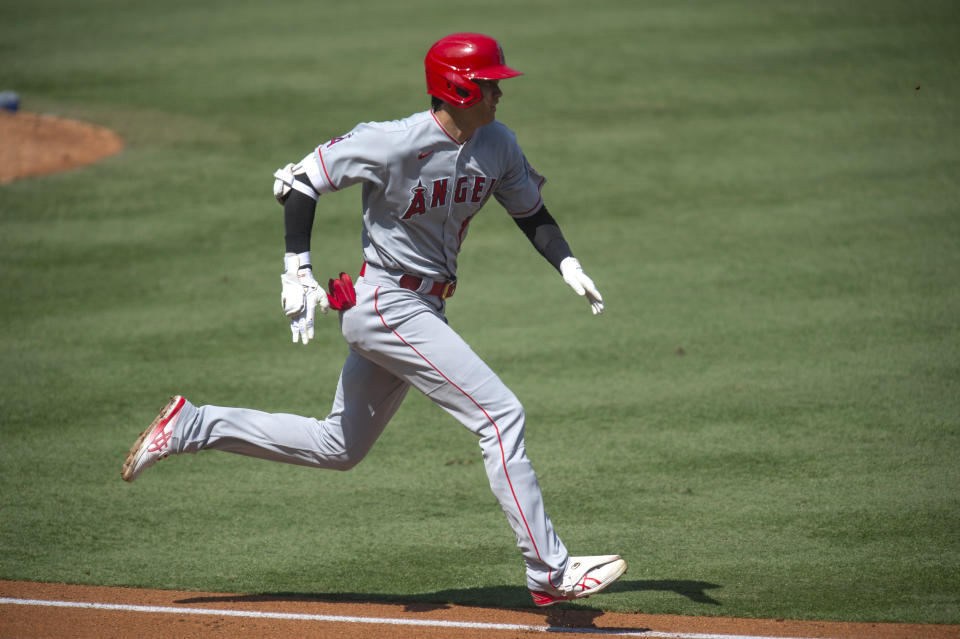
0,111,124,184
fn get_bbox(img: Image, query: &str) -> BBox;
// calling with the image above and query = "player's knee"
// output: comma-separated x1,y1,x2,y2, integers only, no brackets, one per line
326,457,362,471
506,395,525,424
314,448,364,471
492,397,526,440
328,440,374,471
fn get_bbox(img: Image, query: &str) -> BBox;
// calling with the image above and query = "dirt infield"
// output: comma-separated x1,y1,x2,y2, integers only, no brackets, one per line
0,110,124,184
1,581,957,639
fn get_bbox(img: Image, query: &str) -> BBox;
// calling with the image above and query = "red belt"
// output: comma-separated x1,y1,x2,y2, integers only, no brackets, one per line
399,274,457,299
360,263,457,299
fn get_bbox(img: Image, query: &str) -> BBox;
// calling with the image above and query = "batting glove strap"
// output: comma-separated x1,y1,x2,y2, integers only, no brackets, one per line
284,251,312,273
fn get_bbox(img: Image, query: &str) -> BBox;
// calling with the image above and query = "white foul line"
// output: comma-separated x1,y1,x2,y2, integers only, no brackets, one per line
0,597,827,639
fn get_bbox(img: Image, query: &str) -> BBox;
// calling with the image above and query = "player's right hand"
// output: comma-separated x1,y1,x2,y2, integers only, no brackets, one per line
281,265,329,345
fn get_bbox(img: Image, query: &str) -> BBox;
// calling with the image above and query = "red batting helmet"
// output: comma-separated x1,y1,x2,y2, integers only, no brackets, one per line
425,33,522,108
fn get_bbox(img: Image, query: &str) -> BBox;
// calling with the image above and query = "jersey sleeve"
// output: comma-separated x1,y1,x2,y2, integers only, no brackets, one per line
492,131,546,218
301,123,386,195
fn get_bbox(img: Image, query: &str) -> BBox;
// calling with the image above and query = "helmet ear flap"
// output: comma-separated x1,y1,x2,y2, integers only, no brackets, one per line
425,67,481,108
442,71,481,107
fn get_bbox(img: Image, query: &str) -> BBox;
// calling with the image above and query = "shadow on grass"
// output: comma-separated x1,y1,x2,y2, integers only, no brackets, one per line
174,579,722,623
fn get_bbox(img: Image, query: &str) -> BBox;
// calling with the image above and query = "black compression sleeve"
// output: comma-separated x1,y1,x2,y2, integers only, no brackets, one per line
513,205,574,272
283,186,316,254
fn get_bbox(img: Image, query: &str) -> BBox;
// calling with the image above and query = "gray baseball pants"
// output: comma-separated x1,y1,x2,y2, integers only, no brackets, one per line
169,263,569,592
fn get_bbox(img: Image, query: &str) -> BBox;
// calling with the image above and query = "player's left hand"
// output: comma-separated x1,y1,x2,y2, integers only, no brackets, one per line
281,263,329,345
560,257,604,315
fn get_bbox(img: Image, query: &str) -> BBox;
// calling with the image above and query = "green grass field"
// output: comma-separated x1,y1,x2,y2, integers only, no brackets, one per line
1,0,958,625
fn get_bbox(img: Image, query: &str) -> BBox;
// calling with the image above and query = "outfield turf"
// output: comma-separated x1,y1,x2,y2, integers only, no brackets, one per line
1,0,958,624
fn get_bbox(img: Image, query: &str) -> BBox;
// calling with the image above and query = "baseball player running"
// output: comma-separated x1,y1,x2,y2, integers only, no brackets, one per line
122,33,626,607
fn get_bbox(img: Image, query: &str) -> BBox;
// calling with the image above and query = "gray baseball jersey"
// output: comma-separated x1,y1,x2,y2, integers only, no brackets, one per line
169,110,571,595
298,109,546,280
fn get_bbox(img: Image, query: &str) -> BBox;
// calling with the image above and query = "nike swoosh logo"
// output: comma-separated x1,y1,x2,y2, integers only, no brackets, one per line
418,151,433,160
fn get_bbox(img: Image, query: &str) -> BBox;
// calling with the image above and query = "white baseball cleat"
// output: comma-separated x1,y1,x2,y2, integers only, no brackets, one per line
530,555,627,607
121,395,185,483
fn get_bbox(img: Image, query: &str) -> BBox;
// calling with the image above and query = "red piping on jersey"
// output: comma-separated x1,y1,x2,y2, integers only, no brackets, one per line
373,285,552,587
457,214,476,250
430,110,465,145
316,147,339,191
508,173,546,218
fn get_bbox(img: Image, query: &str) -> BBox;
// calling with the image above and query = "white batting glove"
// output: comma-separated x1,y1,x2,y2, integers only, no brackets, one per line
281,252,329,345
560,257,604,315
